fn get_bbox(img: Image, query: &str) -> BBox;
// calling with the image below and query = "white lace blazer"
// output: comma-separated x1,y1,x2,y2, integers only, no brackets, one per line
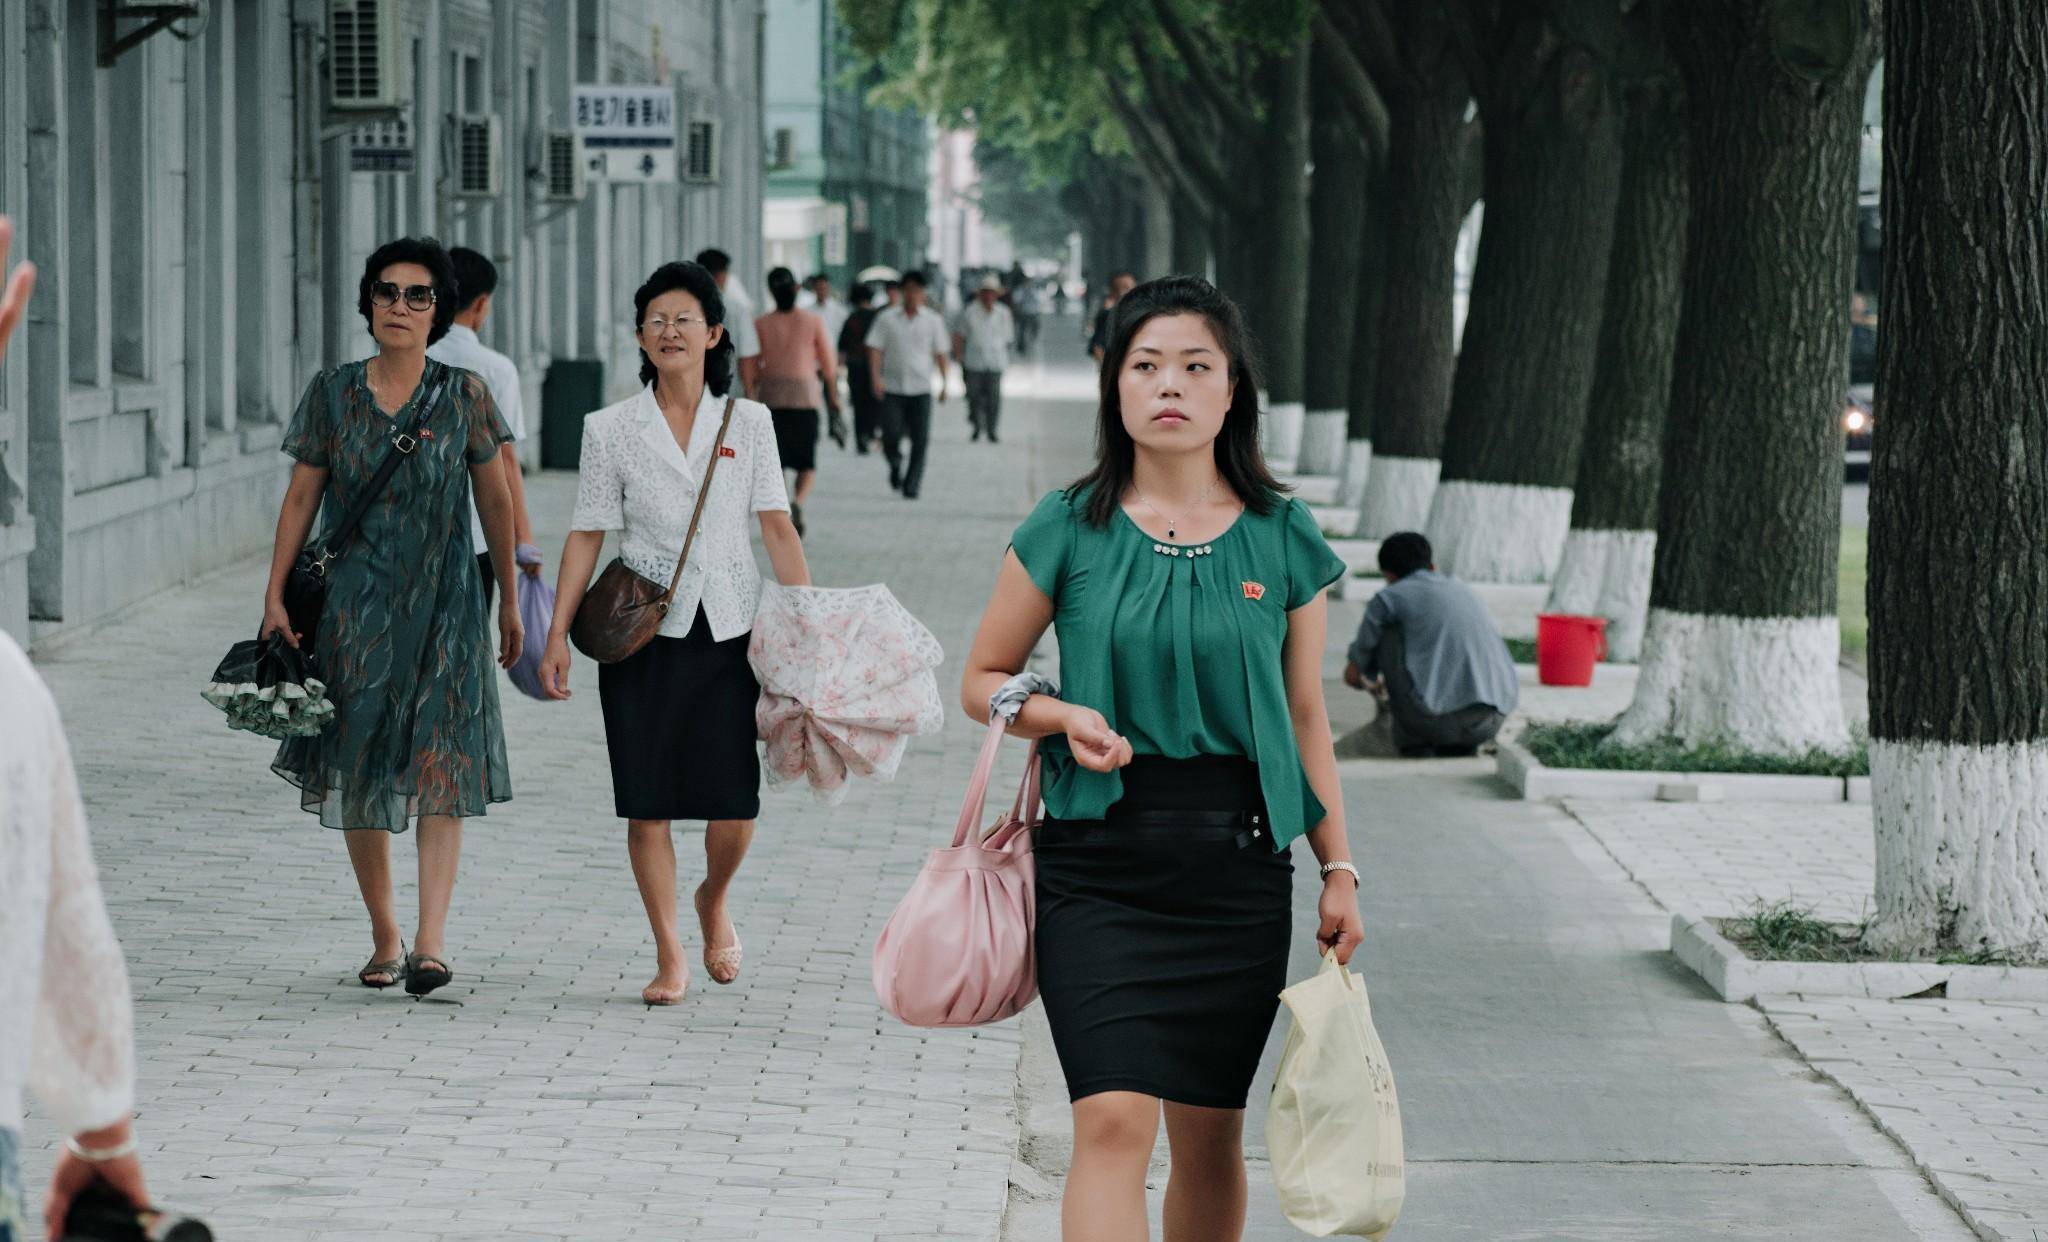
570,384,790,642
0,630,135,1135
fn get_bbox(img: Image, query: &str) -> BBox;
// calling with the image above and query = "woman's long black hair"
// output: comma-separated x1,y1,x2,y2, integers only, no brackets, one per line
633,260,735,395
1068,275,1285,528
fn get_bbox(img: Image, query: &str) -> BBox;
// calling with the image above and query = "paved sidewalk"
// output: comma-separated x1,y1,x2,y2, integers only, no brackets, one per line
1558,796,2048,1240
21,370,1066,1238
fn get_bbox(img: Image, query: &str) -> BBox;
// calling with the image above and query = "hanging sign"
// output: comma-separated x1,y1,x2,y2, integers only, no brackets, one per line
573,85,677,182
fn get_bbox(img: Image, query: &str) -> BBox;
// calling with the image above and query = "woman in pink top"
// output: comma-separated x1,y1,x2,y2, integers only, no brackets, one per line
754,267,842,536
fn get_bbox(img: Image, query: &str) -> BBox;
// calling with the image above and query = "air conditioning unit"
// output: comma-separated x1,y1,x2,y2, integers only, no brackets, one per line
453,114,503,198
328,0,406,111
542,130,585,202
684,119,719,183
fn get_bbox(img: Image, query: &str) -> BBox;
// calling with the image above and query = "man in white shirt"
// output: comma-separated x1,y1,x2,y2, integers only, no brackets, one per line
696,248,762,399
952,274,1015,444
427,248,539,610
864,269,951,500
802,273,850,345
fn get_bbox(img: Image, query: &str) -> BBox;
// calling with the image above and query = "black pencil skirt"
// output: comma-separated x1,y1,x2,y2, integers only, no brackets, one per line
1034,755,1294,1110
597,607,761,822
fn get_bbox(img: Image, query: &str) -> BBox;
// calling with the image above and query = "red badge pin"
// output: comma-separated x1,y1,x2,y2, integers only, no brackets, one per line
1241,581,1266,601
718,445,737,459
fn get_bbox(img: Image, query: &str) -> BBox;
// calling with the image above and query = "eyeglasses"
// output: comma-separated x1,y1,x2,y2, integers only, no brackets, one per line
370,281,438,312
641,314,707,338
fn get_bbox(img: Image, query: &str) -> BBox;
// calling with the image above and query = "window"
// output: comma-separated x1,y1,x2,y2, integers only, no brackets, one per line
772,127,793,170
684,119,719,183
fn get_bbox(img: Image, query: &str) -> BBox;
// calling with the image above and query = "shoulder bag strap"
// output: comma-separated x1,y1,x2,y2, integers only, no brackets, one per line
318,362,453,561
660,395,739,608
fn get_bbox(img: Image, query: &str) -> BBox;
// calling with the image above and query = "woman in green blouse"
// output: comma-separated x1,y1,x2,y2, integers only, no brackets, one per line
963,276,1363,1241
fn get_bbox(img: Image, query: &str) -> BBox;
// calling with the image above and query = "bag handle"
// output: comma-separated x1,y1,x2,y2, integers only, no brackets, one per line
659,395,738,613
951,716,1010,848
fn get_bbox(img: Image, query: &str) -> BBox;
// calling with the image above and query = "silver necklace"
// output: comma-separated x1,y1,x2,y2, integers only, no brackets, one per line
1134,478,1222,542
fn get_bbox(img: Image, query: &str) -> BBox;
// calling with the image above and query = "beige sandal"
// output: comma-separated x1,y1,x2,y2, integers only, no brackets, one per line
695,885,744,985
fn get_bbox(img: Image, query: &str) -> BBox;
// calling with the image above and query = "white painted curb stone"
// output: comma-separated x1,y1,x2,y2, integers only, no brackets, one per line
1669,913,2048,1003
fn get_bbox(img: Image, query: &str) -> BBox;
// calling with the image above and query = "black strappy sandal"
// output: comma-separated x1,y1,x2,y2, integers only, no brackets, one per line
404,950,453,996
359,944,406,989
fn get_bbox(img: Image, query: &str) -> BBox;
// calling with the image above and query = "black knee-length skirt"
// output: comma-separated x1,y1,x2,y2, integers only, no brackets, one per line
597,607,761,822
1034,754,1294,1110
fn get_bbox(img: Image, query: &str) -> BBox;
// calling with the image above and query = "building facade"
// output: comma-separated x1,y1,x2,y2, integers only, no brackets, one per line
761,0,926,289
0,0,765,646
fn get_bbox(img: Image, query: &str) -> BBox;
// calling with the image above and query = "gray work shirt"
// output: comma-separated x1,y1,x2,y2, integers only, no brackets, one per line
1347,570,1520,717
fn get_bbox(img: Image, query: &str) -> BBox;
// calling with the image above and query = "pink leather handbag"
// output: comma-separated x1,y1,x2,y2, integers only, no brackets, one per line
872,715,1040,1027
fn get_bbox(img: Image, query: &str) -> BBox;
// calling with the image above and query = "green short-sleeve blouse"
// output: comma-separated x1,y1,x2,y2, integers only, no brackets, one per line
1009,487,1347,850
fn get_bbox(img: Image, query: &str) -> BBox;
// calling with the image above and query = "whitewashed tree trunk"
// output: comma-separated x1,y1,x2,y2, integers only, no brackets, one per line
1336,438,1373,506
1545,529,1656,662
1423,480,1572,583
1263,400,1306,469
1611,610,1849,753
1353,455,1439,539
1295,409,1348,475
1864,742,2048,958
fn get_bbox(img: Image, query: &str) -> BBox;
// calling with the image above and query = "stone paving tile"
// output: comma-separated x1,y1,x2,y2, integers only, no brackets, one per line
1554,794,2048,1241
1762,996,2048,1240
20,374,1078,1238
1562,797,1875,923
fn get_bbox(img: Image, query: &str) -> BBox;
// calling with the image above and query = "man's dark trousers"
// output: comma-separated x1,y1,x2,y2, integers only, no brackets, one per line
880,392,933,496
965,369,1002,438
1377,624,1506,754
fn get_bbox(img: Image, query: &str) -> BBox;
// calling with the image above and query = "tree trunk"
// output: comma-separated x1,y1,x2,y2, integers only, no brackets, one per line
1299,40,1371,476
1353,9,1471,538
1140,171,1175,283
1340,171,1392,507
1863,0,2048,960
1426,0,1624,584
1171,194,1211,278
1611,0,1876,754
1546,21,1689,662
1245,38,1313,466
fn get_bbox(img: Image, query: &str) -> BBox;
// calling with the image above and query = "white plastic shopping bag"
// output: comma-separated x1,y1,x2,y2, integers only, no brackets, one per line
1266,950,1405,1238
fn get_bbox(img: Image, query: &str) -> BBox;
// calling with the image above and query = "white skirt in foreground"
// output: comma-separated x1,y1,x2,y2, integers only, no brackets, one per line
1295,409,1348,475
1337,439,1372,506
1611,610,1849,753
1545,529,1656,662
1865,739,2048,957
1424,480,1572,583
1353,455,1439,539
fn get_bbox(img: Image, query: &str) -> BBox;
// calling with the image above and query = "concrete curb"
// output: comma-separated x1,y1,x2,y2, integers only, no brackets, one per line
1670,913,2048,1003
1497,736,1858,803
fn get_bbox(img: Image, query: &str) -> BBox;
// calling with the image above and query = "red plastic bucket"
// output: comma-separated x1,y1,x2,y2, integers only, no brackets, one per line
1535,613,1607,686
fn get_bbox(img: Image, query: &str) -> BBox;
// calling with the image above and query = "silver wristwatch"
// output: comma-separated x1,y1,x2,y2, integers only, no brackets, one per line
1319,861,1361,886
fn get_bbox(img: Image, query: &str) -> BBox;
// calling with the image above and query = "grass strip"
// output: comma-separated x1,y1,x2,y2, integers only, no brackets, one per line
1520,719,1870,778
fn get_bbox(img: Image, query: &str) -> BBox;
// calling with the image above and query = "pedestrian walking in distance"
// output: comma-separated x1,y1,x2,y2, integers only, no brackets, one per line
954,273,1015,443
262,236,521,998
695,248,763,399
1344,531,1519,756
1089,270,1138,365
840,282,885,455
754,266,842,536
428,247,543,611
864,268,952,499
538,260,811,1006
961,275,1364,1241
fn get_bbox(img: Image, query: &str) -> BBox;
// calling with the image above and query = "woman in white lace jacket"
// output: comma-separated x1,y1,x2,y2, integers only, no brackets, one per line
0,630,151,1236
539,260,810,1007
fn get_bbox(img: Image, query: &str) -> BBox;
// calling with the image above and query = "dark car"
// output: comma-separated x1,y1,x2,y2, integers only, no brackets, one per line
1843,383,1874,480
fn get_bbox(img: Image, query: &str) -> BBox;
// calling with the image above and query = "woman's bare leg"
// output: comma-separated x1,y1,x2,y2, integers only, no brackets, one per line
413,814,462,963
344,828,402,963
627,818,688,1001
1064,1091,1159,1242
793,468,817,507
1161,1102,1247,1242
695,819,754,982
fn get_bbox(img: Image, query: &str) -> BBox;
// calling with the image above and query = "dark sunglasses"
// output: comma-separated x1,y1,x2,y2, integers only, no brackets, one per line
370,281,438,312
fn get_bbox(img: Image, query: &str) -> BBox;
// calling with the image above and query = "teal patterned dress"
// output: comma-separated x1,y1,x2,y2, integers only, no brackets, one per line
272,359,514,831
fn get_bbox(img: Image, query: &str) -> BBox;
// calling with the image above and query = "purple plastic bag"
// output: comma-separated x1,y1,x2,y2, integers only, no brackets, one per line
507,543,555,700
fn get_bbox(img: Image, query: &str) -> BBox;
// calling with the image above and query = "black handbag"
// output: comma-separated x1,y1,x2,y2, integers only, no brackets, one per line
283,363,452,648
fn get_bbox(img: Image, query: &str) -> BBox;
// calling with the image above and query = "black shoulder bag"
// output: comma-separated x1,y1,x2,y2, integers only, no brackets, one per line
283,364,453,648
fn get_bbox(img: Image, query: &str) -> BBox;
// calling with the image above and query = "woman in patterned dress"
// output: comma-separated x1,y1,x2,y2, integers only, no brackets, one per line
260,237,521,997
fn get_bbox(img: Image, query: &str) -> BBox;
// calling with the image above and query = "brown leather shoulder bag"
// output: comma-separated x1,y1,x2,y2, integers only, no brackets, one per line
569,395,737,663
